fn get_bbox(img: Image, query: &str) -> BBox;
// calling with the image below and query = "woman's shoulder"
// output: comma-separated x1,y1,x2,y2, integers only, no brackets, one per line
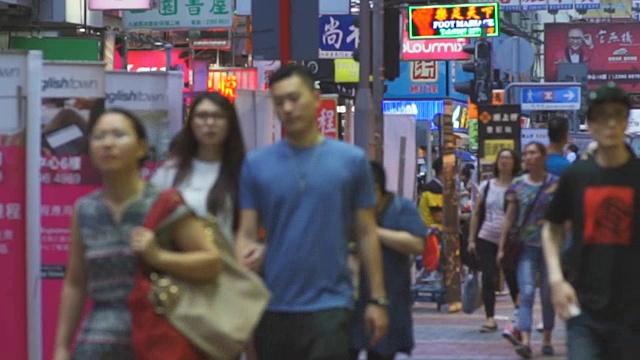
150,159,180,189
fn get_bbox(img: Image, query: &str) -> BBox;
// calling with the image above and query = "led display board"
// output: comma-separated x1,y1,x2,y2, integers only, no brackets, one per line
408,3,500,40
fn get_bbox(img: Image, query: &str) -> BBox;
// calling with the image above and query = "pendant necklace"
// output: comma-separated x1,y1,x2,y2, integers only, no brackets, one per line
287,136,323,191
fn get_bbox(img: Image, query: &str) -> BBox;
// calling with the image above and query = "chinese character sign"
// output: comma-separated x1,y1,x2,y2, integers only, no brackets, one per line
206,68,258,102
123,0,233,30
318,15,359,59
408,3,500,40
317,97,339,138
545,23,640,91
385,61,447,99
477,104,522,161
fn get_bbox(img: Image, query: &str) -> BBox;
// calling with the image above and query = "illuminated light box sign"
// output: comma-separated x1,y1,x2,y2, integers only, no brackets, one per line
206,68,258,102
408,3,500,40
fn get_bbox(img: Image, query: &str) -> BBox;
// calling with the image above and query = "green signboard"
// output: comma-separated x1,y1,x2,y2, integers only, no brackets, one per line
123,0,233,30
10,37,100,61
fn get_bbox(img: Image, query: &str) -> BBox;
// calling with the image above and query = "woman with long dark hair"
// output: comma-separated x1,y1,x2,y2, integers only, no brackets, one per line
468,148,521,333
151,92,246,241
498,142,559,359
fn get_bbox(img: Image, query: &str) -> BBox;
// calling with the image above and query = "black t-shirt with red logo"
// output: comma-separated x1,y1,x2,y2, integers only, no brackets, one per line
545,153,640,321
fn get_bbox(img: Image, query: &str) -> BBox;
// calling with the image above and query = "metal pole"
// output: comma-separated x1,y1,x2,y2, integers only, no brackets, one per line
354,0,375,157
164,43,173,71
426,124,433,182
371,0,384,163
122,35,129,71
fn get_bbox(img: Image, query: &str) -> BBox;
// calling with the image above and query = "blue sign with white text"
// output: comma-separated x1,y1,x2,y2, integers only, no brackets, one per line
318,15,358,59
384,61,447,100
520,86,582,111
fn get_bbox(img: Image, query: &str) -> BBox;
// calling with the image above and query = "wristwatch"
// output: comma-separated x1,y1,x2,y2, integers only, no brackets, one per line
368,297,390,307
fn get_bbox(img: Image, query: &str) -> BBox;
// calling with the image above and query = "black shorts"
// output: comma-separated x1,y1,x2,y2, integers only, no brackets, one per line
254,308,351,360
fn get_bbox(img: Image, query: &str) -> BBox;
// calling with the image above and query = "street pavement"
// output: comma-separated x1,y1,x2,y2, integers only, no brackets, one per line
392,294,566,360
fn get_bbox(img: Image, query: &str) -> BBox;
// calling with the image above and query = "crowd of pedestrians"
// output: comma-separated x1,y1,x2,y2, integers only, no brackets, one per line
51,60,639,360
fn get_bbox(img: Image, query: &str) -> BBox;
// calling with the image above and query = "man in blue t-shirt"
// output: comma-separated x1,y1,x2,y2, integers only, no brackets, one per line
235,64,388,360
545,117,572,176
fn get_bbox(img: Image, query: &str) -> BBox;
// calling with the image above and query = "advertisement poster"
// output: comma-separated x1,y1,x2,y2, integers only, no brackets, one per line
114,48,191,91
545,23,640,91
41,61,106,360
0,51,29,360
477,104,522,161
317,96,339,138
105,71,184,178
476,104,522,180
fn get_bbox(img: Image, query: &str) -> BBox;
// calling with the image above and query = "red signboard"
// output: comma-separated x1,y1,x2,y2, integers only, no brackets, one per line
114,49,191,91
402,10,470,61
545,23,640,91
206,68,258,102
317,97,339,138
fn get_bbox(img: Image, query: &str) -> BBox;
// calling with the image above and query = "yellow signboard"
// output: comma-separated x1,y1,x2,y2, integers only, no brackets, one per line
334,59,360,83
483,139,514,162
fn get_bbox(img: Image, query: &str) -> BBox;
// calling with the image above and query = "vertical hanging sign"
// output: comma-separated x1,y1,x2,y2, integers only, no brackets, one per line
105,70,184,178
40,61,106,360
317,96,339,138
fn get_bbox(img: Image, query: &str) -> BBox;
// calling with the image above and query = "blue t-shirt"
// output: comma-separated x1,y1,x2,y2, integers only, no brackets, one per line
351,195,428,354
546,152,571,176
239,139,376,312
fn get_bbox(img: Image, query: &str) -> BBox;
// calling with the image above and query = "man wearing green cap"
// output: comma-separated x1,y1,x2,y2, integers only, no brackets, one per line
542,82,640,359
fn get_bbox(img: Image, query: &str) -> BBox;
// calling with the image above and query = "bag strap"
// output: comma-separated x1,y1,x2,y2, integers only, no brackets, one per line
519,174,549,230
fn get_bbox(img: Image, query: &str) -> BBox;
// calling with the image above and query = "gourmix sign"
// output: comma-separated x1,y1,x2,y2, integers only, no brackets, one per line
408,3,500,40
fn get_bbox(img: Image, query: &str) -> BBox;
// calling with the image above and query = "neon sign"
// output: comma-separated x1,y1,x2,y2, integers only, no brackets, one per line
408,3,500,40
206,68,258,102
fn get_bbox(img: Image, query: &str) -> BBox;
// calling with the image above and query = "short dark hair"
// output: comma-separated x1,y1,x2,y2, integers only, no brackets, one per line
525,141,547,157
547,117,569,143
268,63,316,91
493,148,521,177
433,156,443,175
369,161,387,193
87,108,148,167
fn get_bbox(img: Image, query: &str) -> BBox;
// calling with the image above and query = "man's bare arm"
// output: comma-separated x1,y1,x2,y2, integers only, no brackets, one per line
356,207,386,299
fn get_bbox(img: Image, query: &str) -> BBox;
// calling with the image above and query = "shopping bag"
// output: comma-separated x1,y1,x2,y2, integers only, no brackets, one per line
462,271,482,314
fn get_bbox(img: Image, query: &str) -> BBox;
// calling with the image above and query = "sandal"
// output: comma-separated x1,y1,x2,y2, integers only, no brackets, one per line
515,344,532,359
480,324,498,333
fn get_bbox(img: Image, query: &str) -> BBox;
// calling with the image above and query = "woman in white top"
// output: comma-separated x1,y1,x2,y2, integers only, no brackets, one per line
151,92,246,243
467,149,521,333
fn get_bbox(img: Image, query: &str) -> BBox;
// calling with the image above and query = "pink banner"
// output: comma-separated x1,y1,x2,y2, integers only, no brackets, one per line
0,145,27,360
40,98,104,360
89,0,151,10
